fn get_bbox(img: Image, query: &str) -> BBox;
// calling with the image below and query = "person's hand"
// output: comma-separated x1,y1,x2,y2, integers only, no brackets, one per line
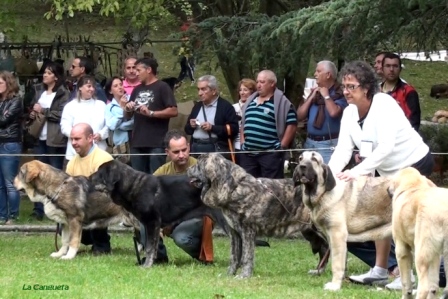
336,170,357,182
93,133,102,142
138,105,149,116
29,111,36,120
119,95,128,109
190,118,199,128
319,87,330,98
33,103,42,113
125,102,136,112
201,121,213,132
354,153,362,164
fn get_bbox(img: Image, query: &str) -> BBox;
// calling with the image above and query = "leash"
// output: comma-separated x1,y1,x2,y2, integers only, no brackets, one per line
226,124,236,163
316,248,331,273
256,179,311,225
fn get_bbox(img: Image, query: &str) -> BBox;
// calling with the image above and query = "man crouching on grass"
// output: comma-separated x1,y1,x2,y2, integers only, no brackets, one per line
66,123,114,255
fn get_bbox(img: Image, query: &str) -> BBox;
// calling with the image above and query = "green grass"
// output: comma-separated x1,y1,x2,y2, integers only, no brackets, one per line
0,233,404,299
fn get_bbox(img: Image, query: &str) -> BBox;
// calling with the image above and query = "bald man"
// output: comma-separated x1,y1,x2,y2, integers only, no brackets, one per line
239,70,297,179
66,123,114,255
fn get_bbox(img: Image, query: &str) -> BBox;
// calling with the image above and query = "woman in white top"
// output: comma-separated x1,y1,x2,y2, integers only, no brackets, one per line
232,78,256,163
60,75,108,160
28,61,70,220
328,60,433,289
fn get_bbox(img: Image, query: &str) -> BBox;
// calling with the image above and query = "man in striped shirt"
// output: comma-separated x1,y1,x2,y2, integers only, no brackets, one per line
239,70,297,179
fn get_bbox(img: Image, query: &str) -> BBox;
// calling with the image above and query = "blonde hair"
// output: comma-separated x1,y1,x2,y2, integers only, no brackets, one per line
238,78,256,94
0,71,19,100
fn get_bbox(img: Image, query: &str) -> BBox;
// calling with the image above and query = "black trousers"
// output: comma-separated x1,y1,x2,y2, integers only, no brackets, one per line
81,228,111,252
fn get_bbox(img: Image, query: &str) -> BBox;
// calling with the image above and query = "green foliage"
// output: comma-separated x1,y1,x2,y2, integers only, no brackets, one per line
273,0,448,60
43,0,192,29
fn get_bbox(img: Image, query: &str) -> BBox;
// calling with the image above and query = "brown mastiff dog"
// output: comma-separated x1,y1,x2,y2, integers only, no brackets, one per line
14,160,138,260
293,151,392,291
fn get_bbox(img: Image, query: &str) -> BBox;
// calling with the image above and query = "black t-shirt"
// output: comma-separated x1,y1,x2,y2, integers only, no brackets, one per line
129,80,177,148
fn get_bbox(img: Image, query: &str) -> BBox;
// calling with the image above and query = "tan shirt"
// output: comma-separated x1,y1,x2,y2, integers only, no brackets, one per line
153,156,197,175
66,146,114,176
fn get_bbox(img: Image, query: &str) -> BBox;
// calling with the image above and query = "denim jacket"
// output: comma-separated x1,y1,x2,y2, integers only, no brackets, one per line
105,99,134,145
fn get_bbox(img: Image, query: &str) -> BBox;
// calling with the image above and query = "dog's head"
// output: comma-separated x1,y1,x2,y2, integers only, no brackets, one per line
13,160,46,191
187,153,232,188
89,160,121,192
388,167,436,200
293,151,336,193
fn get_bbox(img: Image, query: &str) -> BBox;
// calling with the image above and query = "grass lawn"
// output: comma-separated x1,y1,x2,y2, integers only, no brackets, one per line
0,233,404,299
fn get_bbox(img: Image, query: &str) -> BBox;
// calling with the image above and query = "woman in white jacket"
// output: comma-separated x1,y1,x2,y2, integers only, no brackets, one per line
60,75,108,160
328,60,434,290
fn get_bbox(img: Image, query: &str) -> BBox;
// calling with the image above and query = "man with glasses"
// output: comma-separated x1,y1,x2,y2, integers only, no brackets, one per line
297,60,348,163
69,56,107,102
380,53,421,131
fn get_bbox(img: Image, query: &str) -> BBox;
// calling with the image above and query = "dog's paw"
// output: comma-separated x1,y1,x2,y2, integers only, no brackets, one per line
227,267,237,276
50,252,64,258
60,254,75,260
324,282,341,291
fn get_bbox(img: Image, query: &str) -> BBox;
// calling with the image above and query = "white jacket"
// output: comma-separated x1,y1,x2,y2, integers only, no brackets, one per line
328,92,429,177
60,98,109,160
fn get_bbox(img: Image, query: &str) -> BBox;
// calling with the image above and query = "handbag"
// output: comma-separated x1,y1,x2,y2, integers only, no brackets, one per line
25,113,46,139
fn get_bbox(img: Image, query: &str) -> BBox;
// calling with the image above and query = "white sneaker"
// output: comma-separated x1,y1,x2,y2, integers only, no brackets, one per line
349,268,389,285
385,273,416,290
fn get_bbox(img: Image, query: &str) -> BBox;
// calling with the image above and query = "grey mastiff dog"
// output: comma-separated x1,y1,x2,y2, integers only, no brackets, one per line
187,153,328,278
293,151,392,291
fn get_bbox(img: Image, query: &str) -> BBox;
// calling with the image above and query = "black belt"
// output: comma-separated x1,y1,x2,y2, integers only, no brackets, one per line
307,133,339,141
193,138,217,144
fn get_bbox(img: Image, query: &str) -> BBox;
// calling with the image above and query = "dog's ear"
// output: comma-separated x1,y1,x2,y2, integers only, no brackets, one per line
292,165,301,187
323,165,336,191
24,163,40,183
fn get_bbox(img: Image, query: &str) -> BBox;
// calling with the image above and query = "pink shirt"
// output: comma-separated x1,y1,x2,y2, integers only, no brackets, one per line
123,79,141,96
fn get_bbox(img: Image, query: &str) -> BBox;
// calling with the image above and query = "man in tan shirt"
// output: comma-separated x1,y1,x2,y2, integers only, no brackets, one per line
66,123,114,255
144,129,214,264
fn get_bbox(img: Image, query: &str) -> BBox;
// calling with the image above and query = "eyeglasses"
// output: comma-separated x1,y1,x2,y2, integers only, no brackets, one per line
341,84,361,91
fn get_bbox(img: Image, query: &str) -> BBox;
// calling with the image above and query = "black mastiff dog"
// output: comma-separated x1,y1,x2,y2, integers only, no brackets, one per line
187,153,328,278
90,160,226,267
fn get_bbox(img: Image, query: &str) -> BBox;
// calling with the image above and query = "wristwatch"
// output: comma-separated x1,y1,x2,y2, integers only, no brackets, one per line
149,110,155,117
324,96,331,100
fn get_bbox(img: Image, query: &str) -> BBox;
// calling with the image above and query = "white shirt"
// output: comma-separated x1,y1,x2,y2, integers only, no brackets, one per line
328,92,429,177
37,91,56,140
60,98,109,160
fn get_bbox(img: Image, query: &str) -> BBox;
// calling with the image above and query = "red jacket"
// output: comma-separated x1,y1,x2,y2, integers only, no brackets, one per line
381,80,421,131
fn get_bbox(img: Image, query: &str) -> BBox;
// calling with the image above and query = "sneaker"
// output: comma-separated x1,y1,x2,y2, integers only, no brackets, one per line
349,268,389,285
385,273,416,290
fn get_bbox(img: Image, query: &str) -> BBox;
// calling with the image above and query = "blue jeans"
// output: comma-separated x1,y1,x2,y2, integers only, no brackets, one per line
130,147,165,174
32,140,66,216
303,138,338,164
347,241,397,270
0,142,22,221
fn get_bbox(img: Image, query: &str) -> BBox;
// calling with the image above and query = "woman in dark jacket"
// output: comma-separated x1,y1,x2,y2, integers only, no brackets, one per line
27,61,70,220
0,71,23,225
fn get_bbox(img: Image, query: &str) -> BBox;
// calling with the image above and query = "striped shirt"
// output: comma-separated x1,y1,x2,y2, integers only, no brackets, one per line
242,97,297,150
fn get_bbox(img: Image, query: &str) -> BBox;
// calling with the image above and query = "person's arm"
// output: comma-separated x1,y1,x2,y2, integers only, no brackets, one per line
406,90,421,131
210,101,239,139
184,104,199,135
60,102,73,138
105,104,124,131
118,118,134,131
139,106,178,119
281,106,298,148
297,88,318,121
328,109,355,174
0,97,23,128
97,103,109,141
